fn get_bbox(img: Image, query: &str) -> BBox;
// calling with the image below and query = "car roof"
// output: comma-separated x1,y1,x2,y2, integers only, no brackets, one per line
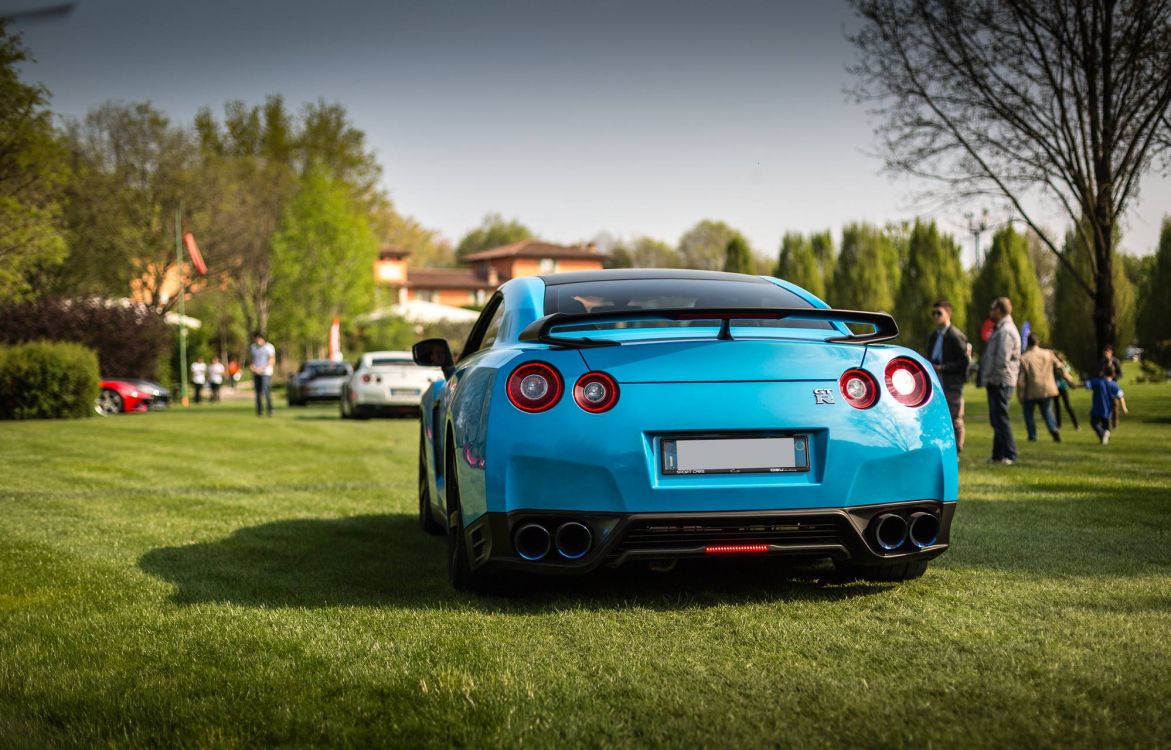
538,268,775,287
362,351,412,358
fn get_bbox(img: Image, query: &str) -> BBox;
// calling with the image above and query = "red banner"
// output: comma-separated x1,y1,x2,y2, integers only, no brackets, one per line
183,232,207,275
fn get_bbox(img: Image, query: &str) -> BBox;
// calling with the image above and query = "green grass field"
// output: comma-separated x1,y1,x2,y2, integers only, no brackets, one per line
2,381,1170,748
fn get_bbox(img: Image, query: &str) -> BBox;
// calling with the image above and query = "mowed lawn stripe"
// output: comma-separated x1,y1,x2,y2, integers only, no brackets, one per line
1,384,1170,747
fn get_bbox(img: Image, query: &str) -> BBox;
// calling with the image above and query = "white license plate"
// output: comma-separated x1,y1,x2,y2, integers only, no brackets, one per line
391,388,420,396
661,435,809,475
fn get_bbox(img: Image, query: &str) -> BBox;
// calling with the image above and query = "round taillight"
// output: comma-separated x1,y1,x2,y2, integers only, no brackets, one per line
573,371,619,413
884,357,931,407
840,368,878,409
361,373,371,384
507,362,563,412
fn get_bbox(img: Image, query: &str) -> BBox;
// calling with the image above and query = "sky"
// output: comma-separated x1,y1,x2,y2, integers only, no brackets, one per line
8,0,1170,262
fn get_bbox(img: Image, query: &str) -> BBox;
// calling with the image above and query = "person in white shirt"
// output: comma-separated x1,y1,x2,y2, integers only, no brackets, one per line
190,357,208,404
249,332,277,417
209,357,226,403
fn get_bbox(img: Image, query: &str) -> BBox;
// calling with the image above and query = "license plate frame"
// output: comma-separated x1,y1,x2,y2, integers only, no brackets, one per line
660,433,809,475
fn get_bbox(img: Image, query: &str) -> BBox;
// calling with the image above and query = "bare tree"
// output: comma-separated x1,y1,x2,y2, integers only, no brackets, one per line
848,0,1171,353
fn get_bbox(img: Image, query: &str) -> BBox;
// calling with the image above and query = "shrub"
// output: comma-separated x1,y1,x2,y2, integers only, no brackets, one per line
0,341,100,419
0,297,170,380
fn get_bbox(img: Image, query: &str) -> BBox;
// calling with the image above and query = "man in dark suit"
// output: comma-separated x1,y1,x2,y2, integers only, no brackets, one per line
927,300,971,453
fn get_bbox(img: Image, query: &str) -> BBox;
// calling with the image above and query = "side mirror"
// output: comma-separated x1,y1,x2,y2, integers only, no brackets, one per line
413,338,454,377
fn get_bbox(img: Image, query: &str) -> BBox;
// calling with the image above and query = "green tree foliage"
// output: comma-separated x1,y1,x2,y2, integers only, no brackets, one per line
0,21,67,301
723,234,753,274
1137,218,1171,365
894,220,968,351
678,220,739,271
774,232,825,299
607,236,678,269
456,213,534,260
969,226,1048,346
269,168,378,359
809,230,836,295
830,223,898,312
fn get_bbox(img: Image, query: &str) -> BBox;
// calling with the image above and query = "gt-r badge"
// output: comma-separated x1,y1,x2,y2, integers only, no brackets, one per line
813,388,835,405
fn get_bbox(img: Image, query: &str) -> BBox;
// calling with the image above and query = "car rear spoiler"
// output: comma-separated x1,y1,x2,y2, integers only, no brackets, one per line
517,307,899,348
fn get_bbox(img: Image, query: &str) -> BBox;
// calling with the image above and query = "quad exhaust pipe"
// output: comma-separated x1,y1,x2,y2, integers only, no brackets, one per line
513,520,593,560
872,511,939,552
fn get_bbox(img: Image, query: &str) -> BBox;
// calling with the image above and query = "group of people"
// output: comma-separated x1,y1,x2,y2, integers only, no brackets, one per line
188,356,229,404
926,297,1129,465
187,332,274,414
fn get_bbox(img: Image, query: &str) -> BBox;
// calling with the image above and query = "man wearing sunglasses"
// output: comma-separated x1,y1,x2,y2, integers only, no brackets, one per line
926,300,971,453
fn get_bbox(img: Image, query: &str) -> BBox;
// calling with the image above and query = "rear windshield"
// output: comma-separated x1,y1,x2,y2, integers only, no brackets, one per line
543,278,830,330
370,357,416,367
308,364,350,377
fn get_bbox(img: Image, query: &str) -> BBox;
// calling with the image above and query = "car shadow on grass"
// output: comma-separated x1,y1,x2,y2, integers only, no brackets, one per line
138,514,892,611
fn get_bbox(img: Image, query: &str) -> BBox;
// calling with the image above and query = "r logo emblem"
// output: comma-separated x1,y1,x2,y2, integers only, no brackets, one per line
813,388,835,405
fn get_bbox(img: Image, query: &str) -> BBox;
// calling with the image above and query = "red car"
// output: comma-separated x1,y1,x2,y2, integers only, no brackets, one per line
96,378,171,415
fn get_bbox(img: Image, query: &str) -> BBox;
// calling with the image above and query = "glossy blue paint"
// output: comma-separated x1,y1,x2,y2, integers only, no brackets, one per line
420,273,958,528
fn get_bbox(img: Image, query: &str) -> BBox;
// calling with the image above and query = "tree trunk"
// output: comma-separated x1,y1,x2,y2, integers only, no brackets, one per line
1092,214,1117,364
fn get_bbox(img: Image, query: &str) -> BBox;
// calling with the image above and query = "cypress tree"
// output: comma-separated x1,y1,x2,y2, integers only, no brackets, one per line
831,223,897,312
774,232,825,299
968,225,1048,347
723,234,754,274
895,220,969,353
1137,218,1171,366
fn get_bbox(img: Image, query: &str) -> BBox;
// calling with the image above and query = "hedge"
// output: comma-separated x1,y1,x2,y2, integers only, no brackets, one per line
0,298,170,381
0,341,100,420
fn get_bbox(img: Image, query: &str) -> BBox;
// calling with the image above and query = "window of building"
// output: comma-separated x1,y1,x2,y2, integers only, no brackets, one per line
416,290,435,302
538,258,559,274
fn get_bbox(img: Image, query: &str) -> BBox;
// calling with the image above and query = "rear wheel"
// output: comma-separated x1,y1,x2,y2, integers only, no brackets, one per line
445,440,510,594
419,428,444,535
96,389,122,416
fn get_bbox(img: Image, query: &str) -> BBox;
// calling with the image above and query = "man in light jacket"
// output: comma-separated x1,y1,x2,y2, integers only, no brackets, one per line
979,297,1021,464
1017,333,1061,442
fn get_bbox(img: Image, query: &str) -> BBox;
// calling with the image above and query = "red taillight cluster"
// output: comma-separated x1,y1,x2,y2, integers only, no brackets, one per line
884,357,931,407
840,368,879,409
573,371,619,413
840,359,931,409
361,373,371,384
506,363,620,413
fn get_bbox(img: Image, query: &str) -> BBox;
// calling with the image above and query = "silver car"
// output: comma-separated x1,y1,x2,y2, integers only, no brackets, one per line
286,360,353,406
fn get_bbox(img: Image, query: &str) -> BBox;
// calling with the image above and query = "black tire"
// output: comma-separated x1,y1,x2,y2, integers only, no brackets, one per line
96,388,122,416
445,440,511,594
837,558,929,582
419,428,444,535
353,405,370,421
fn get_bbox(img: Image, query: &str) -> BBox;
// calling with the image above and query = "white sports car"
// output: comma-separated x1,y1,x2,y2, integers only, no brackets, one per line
339,350,442,419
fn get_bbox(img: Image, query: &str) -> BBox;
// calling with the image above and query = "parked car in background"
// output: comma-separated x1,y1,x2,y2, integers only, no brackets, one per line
286,360,353,406
96,378,170,415
340,351,442,419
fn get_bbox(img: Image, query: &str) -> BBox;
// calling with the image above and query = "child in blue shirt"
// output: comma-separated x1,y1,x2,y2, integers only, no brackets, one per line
1084,364,1128,444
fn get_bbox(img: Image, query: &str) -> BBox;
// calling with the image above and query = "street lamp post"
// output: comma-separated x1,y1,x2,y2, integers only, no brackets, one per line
966,208,990,268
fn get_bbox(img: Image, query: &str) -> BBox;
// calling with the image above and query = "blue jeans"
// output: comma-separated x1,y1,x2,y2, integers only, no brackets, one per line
1023,397,1058,440
986,385,1017,461
253,373,273,416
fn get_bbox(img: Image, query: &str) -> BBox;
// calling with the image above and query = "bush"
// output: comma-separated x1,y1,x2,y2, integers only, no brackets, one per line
0,297,170,380
0,341,100,419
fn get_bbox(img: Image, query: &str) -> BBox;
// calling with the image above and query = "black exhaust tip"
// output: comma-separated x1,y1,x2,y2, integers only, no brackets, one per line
514,523,551,561
907,512,940,549
873,513,909,551
555,521,593,560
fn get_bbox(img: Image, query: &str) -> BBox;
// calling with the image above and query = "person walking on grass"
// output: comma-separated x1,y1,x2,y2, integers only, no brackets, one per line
1017,334,1061,443
1052,352,1079,431
979,296,1021,465
926,300,970,453
209,357,225,403
190,357,207,405
1084,364,1128,445
249,332,276,417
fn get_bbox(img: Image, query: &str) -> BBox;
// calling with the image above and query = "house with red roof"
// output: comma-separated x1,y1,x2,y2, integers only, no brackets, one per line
374,240,606,308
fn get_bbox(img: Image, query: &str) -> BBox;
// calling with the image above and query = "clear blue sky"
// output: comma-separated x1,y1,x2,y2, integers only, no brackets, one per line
9,0,1169,261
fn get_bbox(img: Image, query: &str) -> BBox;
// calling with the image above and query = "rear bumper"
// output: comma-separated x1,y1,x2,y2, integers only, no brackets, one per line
462,499,954,575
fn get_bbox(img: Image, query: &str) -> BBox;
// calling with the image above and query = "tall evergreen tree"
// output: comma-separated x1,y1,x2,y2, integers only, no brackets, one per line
1137,218,1171,366
969,226,1048,347
810,230,836,298
894,220,968,352
723,234,753,274
774,232,824,298
830,223,897,312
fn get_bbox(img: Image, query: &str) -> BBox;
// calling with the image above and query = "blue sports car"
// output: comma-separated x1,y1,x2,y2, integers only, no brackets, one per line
413,269,957,593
